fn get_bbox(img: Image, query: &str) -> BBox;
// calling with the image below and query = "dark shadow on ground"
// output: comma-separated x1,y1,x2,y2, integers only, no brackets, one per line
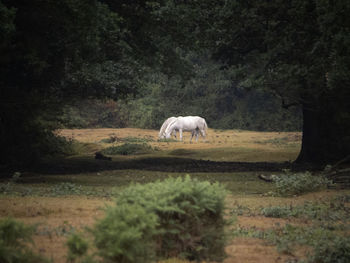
0,155,320,177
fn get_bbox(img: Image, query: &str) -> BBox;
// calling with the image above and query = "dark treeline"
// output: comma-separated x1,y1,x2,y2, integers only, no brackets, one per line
1,0,349,167
62,54,302,131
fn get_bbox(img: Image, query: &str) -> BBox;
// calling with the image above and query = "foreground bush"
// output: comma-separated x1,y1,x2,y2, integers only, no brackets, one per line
0,218,48,263
93,204,158,263
90,176,227,262
272,172,331,196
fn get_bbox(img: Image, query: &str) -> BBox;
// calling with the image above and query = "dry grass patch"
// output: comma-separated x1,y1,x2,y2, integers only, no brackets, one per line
58,128,301,162
1,188,349,263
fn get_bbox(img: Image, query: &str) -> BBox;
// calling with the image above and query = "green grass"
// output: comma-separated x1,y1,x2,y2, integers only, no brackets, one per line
100,136,155,144
101,143,156,155
231,193,350,262
254,137,289,145
1,170,275,197
261,198,350,222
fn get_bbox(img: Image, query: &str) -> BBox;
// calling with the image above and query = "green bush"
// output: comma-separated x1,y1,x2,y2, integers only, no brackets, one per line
93,204,159,263
308,235,350,263
272,172,331,196
92,176,227,262
66,233,91,263
0,218,48,263
101,143,154,155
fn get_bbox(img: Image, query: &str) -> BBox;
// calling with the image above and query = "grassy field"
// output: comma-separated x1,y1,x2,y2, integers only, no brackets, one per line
1,128,349,263
58,128,301,162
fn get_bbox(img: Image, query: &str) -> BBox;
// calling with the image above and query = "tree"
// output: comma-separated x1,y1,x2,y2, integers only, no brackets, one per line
182,0,350,164
0,0,186,166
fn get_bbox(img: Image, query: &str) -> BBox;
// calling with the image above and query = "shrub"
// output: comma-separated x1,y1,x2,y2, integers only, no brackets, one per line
272,172,331,196
92,176,227,262
93,204,159,263
308,235,350,263
66,233,90,263
0,218,48,263
101,143,154,155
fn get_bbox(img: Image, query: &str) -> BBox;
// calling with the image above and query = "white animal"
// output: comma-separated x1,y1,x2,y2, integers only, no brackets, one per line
159,117,178,139
164,116,208,142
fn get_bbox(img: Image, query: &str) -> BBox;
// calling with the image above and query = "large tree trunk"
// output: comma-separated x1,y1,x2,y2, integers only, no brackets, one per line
296,92,350,165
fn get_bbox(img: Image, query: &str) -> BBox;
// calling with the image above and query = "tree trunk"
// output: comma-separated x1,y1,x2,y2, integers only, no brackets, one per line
295,93,350,165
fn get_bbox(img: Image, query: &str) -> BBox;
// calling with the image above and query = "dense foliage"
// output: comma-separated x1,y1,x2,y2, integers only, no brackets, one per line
189,0,350,163
62,54,302,131
0,0,187,166
1,0,349,166
89,176,227,262
272,172,331,196
0,218,48,263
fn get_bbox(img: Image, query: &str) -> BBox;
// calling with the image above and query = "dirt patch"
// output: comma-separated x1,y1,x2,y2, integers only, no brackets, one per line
237,215,309,230
0,196,111,263
224,237,297,263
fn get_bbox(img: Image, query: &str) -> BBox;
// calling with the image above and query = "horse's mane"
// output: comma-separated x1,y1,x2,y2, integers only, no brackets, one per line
159,117,176,137
164,118,178,135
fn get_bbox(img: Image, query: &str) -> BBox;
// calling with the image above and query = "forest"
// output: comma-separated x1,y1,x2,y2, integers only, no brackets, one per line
1,1,350,262
60,54,302,132
1,0,349,166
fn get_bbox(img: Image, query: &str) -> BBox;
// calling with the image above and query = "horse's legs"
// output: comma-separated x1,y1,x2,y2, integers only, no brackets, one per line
172,130,177,139
179,129,183,141
193,128,199,142
190,131,194,143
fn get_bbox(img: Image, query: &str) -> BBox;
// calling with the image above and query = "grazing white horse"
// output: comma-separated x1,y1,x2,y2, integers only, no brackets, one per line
159,117,178,139
164,116,208,142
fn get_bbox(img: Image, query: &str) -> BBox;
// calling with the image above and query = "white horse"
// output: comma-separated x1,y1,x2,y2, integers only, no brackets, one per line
164,116,208,142
159,117,178,139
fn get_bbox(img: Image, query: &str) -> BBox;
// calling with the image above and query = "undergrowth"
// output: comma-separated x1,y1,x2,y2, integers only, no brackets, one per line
100,136,154,144
261,198,350,224
101,143,155,155
0,218,48,263
272,172,331,196
67,176,228,263
232,193,350,262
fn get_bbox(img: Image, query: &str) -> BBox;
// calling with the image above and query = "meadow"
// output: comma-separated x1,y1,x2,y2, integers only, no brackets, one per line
1,128,349,263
